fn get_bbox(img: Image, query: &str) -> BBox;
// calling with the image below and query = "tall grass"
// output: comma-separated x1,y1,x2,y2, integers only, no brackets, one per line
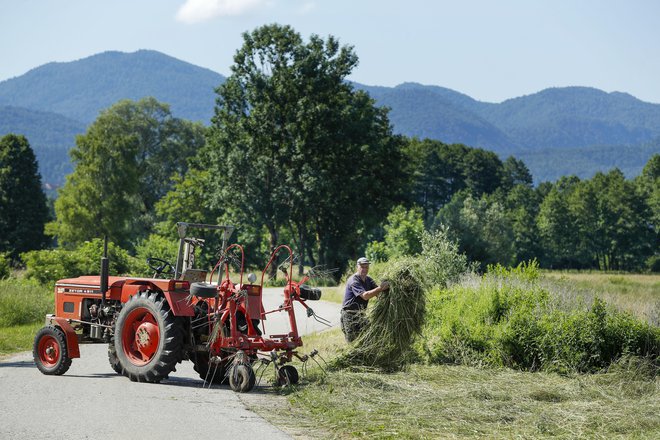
0,278,53,327
421,262,660,373
543,271,660,325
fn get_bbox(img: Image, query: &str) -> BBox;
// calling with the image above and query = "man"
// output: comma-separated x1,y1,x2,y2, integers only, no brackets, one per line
341,257,390,342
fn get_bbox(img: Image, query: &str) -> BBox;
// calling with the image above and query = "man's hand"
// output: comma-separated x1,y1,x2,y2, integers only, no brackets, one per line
380,281,390,291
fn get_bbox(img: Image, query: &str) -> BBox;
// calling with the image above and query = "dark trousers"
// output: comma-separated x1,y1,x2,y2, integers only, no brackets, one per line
340,308,368,342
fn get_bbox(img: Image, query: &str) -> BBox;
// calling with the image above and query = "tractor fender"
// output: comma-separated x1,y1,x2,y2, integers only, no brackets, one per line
50,317,81,358
164,291,195,316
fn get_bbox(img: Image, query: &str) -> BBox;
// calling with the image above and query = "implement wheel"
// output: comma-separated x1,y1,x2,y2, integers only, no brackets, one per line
33,326,72,375
115,291,182,383
229,364,256,393
192,352,228,385
277,365,299,386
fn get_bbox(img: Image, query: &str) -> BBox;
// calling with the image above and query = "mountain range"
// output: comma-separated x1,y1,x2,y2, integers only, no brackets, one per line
0,49,658,187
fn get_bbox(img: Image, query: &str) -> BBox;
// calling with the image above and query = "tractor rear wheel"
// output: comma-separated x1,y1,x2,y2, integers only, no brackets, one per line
115,291,182,383
33,326,72,375
229,363,256,392
108,341,124,375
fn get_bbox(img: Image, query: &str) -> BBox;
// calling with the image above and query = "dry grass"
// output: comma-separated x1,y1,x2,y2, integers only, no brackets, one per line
248,328,660,439
542,271,660,325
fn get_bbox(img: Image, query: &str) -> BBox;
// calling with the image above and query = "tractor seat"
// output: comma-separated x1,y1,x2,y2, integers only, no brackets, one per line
181,269,207,283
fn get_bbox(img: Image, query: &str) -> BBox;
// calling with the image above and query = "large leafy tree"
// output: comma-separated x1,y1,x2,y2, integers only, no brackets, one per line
204,24,405,273
50,98,205,248
0,134,49,258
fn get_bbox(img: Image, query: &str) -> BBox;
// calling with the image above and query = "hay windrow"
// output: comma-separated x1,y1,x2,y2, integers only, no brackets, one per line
334,257,427,371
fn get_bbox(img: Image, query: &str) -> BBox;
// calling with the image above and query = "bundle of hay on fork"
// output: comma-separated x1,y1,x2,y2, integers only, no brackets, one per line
335,257,427,371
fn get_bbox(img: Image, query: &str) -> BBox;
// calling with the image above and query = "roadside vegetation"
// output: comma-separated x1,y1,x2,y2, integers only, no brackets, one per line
0,278,52,355
246,261,659,439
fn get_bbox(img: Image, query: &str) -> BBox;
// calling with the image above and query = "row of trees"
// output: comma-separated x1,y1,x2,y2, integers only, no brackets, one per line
1,24,658,277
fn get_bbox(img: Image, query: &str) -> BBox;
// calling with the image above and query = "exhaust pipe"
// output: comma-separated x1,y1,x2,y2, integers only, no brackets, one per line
100,236,109,306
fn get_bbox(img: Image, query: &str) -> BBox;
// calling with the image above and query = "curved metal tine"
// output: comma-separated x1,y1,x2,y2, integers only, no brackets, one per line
306,265,338,280
309,309,332,327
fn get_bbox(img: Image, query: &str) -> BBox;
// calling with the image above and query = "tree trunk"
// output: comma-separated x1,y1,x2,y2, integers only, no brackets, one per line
267,223,279,279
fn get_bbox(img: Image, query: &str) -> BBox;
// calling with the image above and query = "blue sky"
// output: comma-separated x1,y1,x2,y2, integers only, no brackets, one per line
2,0,659,103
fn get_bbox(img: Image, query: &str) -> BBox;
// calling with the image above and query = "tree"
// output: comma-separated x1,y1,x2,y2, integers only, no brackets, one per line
50,98,205,248
537,176,583,268
434,191,514,267
504,184,543,264
502,156,533,189
204,24,406,274
0,134,49,258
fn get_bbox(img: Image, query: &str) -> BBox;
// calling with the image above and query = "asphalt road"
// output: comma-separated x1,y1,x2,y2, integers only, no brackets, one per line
0,288,340,440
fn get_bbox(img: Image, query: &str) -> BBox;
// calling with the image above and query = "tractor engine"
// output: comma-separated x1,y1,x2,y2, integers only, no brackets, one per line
83,299,120,341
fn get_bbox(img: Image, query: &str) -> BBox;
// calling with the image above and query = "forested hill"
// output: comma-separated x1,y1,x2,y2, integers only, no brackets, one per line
0,50,224,124
1,49,659,186
357,82,660,152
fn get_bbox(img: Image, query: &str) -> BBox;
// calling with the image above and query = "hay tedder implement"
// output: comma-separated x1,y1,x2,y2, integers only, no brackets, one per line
33,223,327,392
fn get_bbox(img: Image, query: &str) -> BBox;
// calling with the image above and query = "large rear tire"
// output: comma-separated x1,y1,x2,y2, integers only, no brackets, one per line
108,341,124,375
114,291,182,383
33,326,72,375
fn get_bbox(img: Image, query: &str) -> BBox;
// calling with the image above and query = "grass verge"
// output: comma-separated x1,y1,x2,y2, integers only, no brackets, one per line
0,322,42,357
247,328,660,439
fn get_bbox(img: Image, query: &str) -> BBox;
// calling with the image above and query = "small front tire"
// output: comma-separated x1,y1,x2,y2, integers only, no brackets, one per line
33,326,72,375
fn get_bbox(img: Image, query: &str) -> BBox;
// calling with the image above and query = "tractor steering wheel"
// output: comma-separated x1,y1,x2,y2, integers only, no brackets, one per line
147,257,175,279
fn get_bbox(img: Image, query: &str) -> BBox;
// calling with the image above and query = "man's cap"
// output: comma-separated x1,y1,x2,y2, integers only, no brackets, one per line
357,257,370,265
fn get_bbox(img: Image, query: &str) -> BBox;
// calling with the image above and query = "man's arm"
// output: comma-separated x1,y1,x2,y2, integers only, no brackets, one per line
359,281,390,300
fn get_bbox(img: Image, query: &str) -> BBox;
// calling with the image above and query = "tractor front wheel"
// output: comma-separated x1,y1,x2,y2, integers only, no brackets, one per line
33,326,72,375
115,291,182,383
229,363,256,392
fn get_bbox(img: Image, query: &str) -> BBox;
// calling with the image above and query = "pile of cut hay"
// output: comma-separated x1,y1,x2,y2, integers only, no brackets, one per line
334,258,427,371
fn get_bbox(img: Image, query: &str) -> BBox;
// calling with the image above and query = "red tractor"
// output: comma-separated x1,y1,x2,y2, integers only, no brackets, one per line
33,222,325,392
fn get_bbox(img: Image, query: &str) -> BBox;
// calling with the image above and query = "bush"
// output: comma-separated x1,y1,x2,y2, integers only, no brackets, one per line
421,263,660,373
0,278,52,327
365,240,388,263
133,234,179,277
21,239,139,287
419,228,468,288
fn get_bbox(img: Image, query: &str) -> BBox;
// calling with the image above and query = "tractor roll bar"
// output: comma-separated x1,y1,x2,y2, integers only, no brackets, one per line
174,222,235,278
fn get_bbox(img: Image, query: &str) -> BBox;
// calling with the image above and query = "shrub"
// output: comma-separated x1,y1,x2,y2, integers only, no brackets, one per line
21,239,138,287
133,234,179,276
421,263,660,373
365,240,388,263
419,228,468,288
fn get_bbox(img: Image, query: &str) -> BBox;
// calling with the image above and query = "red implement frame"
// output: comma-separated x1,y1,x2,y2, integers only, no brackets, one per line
206,244,310,362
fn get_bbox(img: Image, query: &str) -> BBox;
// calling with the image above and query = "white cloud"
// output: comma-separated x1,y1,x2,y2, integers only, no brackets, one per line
176,0,267,24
